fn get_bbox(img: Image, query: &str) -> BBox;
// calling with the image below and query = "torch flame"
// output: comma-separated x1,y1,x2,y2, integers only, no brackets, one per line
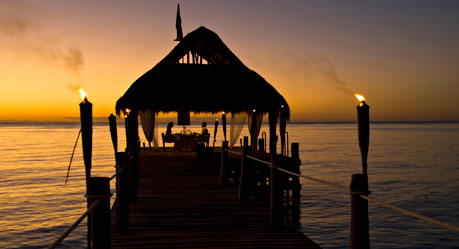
79,88,87,101
354,93,365,102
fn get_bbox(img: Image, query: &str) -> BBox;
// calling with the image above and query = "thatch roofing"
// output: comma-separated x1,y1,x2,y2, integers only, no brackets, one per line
115,26,290,119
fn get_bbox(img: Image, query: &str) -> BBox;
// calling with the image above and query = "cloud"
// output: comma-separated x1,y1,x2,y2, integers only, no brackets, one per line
0,0,84,76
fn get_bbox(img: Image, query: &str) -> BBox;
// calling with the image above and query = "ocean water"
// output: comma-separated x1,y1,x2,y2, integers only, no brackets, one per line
0,121,458,249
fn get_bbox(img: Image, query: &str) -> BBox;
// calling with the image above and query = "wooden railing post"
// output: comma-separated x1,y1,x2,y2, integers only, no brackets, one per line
258,138,265,152
220,141,229,184
350,174,370,249
270,154,283,228
89,177,111,249
290,143,301,224
129,154,138,202
115,152,130,232
239,136,250,200
269,111,278,155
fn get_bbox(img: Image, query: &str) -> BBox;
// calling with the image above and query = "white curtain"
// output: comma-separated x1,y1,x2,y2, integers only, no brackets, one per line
248,112,263,146
229,112,247,148
139,109,156,148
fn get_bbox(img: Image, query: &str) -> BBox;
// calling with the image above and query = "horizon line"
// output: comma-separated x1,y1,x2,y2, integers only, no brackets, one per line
0,119,458,124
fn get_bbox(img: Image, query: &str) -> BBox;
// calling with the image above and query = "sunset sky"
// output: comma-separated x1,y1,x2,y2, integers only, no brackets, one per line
0,0,458,122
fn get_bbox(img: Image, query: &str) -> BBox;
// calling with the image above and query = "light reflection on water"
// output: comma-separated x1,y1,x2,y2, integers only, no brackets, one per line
0,122,458,248
0,123,120,249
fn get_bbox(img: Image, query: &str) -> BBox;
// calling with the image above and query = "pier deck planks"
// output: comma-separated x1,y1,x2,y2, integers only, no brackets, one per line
110,151,321,248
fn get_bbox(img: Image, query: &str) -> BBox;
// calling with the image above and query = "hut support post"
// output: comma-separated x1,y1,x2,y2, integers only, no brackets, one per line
350,174,370,249
89,177,111,249
270,154,283,228
126,110,139,155
269,111,278,155
126,111,139,202
116,152,130,232
239,136,250,200
220,141,229,184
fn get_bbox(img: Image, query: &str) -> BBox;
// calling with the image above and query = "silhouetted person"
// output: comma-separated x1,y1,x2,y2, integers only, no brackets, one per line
166,122,174,136
201,122,209,136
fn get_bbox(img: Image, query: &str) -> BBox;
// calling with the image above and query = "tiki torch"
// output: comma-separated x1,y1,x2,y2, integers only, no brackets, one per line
279,105,287,156
222,112,227,142
355,94,369,176
79,89,92,183
213,118,219,147
250,109,257,149
124,108,130,152
79,88,92,248
108,113,118,155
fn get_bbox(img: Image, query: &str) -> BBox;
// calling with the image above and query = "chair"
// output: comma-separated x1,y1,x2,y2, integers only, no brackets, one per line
162,133,175,151
197,133,210,147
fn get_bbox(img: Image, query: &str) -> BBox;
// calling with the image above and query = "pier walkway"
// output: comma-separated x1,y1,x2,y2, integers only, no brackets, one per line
110,150,321,248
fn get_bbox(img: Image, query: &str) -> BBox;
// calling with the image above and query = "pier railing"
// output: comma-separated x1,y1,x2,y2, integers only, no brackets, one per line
221,136,459,249
48,153,131,249
49,135,458,249
47,200,100,249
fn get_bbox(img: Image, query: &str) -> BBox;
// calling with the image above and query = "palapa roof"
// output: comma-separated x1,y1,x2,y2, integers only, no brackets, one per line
115,26,290,119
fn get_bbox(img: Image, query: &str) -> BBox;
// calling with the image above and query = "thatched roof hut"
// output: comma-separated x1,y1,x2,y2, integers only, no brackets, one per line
115,26,290,119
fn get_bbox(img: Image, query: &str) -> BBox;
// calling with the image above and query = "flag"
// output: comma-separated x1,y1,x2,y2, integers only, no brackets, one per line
175,4,183,41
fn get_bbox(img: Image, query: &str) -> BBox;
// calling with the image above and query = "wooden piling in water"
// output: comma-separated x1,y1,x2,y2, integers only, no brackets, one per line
89,177,111,249
350,173,370,249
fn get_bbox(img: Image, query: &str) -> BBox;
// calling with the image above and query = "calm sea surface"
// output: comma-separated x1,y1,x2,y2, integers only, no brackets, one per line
0,121,458,249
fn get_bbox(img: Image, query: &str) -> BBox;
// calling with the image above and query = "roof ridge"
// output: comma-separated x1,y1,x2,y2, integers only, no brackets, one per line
159,26,245,66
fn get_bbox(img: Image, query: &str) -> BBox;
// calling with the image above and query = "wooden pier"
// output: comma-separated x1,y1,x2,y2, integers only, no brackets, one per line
109,150,322,249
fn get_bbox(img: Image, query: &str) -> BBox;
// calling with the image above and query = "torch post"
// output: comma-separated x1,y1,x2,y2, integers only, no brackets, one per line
250,110,257,150
222,112,227,142
79,97,92,249
279,107,287,156
351,94,371,249
357,101,369,176
109,113,118,162
213,119,219,148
